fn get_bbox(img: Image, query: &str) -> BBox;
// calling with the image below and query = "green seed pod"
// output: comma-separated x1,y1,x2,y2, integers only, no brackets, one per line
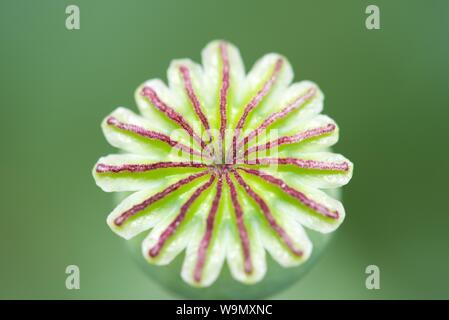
93,40,353,298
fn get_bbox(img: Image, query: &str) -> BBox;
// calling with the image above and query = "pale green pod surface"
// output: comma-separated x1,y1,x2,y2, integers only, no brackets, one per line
92,40,354,298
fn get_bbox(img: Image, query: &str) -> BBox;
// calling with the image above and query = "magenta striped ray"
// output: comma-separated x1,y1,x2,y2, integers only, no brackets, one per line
112,170,211,226
178,65,213,144
231,169,303,257
96,161,208,174
224,171,253,274
193,174,224,282
218,42,230,161
231,58,284,162
243,157,349,171
239,167,339,219
106,116,205,158
140,86,208,150
148,174,216,257
244,123,336,157
238,87,317,152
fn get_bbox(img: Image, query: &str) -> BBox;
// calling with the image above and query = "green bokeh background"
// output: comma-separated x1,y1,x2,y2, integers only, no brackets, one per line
1,0,448,299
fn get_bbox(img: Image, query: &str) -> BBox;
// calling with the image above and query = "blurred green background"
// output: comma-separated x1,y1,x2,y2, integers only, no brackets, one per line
1,0,448,299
